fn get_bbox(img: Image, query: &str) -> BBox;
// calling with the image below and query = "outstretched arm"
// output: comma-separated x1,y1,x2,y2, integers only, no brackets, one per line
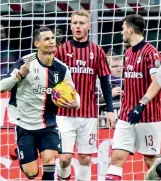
0,74,20,92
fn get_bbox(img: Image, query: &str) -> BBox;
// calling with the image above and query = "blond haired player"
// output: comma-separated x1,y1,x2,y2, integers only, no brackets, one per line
56,9,115,181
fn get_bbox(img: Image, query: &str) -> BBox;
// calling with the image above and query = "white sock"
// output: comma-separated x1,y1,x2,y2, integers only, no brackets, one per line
77,164,91,181
107,165,123,177
57,162,71,178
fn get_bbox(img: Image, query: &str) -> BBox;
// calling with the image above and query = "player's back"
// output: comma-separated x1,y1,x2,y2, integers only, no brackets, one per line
56,39,110,118
120,41,161,122
9,53,68,130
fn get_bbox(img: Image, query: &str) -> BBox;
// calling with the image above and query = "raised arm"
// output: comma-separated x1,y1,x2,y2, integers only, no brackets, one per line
0,58,30,92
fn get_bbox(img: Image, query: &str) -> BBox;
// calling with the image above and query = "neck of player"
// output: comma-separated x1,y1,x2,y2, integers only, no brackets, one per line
38,51,54,66
130,35,144,47
73,35,88,43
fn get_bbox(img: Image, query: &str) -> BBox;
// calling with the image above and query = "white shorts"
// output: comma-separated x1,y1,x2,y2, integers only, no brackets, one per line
112,119,161,155
56,116,97,154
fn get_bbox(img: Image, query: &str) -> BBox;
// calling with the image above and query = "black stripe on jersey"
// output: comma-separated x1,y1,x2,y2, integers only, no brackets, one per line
43,59,67,127
9,84,18,107
7,59,24,77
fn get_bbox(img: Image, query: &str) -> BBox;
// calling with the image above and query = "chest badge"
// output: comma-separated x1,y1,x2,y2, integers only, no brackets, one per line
137,56,142,64
54,73,59,83
90,52,94,60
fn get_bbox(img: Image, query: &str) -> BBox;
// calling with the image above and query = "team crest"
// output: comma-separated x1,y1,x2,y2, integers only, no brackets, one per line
125,57,129,62
54,73,59,83
90,52,94,60
137,56,142,64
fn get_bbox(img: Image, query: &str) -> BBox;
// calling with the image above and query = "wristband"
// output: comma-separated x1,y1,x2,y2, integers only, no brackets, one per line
18,72,25,79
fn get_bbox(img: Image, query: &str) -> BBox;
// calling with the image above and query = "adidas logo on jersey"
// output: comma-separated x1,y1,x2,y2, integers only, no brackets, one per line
34,76,40,80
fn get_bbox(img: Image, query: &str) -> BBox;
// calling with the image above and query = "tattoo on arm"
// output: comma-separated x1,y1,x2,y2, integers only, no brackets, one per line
140,96,150,105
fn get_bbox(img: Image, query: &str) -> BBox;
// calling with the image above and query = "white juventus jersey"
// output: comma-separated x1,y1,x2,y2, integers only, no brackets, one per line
7,52,75,130
156,65,161,87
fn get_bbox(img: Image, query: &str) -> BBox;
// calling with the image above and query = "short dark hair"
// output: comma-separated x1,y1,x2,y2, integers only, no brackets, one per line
33,27,52,42
123,14,145,35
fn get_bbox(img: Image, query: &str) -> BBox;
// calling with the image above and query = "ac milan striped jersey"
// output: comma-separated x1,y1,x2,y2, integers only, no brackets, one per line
55,39,110,118
6,52,75,130
119,40,161,122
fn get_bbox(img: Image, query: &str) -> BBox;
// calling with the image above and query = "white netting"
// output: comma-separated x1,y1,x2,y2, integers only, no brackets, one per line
0,0,161,180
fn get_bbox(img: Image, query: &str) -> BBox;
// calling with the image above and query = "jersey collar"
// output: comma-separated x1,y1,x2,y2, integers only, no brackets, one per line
71,38,89,48
132,39,146,52
36,53,54,68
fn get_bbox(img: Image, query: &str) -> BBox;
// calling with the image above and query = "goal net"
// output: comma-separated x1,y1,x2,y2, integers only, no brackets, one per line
0,0,161,180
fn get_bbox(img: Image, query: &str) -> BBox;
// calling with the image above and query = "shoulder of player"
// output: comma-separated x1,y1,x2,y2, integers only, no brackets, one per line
144,42,158,55
54,57,68,69
21,52,37,63
12,53,36,68
89,41,105,54
58,40,71,49
125,47,132,54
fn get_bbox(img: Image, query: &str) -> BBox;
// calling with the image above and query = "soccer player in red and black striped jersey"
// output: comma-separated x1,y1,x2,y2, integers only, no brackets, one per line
105,14,161,181
55,9,115,181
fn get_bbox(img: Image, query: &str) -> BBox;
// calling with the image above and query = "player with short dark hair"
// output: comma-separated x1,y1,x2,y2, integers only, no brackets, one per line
105,14,161,180
0,26,80,180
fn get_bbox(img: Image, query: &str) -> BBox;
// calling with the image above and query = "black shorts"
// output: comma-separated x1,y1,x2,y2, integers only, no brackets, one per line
16,125,62,165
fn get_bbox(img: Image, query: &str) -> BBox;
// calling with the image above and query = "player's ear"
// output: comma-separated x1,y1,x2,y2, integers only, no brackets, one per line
129,27,133,34
88,23,91,30
70,23,72,31
34,41,39,48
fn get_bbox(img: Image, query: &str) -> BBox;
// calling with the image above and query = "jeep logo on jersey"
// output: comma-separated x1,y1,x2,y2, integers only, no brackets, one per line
33,85,53,94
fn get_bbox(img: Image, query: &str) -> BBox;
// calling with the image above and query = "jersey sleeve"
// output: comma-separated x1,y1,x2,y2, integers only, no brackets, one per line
0,59,24,92
63,66,75,88
147,48,161,75
156,65,161,87
7,59,24,78
98,48,111,77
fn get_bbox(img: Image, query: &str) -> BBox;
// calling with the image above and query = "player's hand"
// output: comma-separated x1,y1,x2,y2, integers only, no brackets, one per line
128,103,145,124
18,58,30,78
55,95,71,108
106,112,115,129
56,91,80,109
112,87,122,97
68,91,80,109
